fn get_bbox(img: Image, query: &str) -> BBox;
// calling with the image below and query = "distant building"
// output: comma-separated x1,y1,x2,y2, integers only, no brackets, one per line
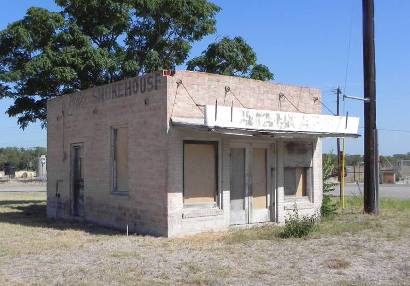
380,169,396,184
396,160,410,181
37,155,47,179
47,70,359,237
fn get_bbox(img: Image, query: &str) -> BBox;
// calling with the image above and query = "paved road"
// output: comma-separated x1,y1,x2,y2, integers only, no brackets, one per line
0,183,46,192
1,182,409,199
332,183,410,199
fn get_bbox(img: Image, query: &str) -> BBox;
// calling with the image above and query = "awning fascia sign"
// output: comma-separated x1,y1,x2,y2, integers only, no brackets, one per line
171,105,360,138
204,105,359,137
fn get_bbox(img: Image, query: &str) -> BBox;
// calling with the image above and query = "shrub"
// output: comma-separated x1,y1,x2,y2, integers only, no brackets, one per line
321,154,338,217
280,206,319,238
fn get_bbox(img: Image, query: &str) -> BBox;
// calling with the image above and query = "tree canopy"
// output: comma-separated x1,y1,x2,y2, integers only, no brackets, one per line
187,36,273,81
0,0,272,128
0,147,46,171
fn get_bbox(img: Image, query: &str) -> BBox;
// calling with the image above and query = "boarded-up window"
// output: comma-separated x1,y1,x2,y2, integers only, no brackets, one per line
183,141,217,206
284,167,311,197
112,127,128,192
252,148,267,209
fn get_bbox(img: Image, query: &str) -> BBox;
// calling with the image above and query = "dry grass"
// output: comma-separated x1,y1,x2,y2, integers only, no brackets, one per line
323,258,351,270
0,191,410,285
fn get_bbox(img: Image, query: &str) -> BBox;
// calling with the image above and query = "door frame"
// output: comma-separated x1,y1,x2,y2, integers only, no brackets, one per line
229,142,250,225
229,141,277,225
249,142,271,224
70,142,84,218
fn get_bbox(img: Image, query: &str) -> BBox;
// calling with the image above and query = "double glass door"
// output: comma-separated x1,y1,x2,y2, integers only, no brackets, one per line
230,143,276,225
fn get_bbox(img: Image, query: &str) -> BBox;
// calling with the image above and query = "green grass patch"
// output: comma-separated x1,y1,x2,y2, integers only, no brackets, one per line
226,197,410,242
338,196,410,211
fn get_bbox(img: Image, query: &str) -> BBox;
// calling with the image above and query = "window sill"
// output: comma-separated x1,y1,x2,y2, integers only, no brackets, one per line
182,207,223,219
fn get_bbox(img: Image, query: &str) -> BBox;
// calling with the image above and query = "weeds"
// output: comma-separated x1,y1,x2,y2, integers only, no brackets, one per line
280,206,319,238
321,154,338,217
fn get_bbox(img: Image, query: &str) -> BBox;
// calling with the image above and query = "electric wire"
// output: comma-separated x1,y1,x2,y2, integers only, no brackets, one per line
342,1,355,117
344,0,355,93
358,126,410,134
169,81,180,118
178,80,205,115
280,93,305,113
226,89,248,109
317,98,336,115
378,128,410,134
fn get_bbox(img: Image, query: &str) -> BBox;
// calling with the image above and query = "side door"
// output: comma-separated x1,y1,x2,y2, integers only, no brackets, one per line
71,143,84,217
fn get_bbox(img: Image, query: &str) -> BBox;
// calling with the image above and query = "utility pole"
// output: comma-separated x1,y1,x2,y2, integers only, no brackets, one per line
362,0,379,214
336,87,342,199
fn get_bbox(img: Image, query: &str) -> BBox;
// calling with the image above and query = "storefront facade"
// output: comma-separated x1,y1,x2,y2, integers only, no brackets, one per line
47,70,359,237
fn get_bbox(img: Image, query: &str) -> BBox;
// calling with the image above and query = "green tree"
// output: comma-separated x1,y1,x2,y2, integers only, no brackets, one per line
0,147,46,171
0,0,220,128
345,154,362,166
321,154,337,217
187,36,273,81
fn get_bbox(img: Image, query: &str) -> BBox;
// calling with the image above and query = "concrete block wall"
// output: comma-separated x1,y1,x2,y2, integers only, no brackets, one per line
47,71,169,236
166,70,321,122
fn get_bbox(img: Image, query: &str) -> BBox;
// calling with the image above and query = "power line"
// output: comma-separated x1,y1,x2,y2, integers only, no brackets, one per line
378,128,410,134
170,80,181,118
358,127,410,134
178,80,205,115
343,0,355,93
225,87,248,109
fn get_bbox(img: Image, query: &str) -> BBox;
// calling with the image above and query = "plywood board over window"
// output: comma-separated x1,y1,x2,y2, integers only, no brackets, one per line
252,148,267,209
284,167,310,197
183,141,217,207
112,127,128,193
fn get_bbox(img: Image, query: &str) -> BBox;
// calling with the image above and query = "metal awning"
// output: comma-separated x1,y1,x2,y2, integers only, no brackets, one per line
171,105,360,138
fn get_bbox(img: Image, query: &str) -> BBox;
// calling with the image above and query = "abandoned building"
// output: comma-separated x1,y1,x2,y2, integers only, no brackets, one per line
47,70,359,237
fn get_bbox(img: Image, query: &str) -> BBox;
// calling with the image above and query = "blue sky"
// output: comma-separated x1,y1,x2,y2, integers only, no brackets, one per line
0,0,409,155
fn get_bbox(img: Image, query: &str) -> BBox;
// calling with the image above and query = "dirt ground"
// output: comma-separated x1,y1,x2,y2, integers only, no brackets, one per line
0,192,409,286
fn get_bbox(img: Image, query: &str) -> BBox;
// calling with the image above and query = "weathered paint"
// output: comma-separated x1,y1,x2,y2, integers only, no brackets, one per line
204,105,359,136
47,70,337,237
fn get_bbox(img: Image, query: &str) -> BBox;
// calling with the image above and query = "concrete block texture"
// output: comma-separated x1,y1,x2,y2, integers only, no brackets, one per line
47,70,322,237
47,71,169,236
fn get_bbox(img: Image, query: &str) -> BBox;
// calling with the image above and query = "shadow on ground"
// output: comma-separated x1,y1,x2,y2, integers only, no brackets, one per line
0,199,120,236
